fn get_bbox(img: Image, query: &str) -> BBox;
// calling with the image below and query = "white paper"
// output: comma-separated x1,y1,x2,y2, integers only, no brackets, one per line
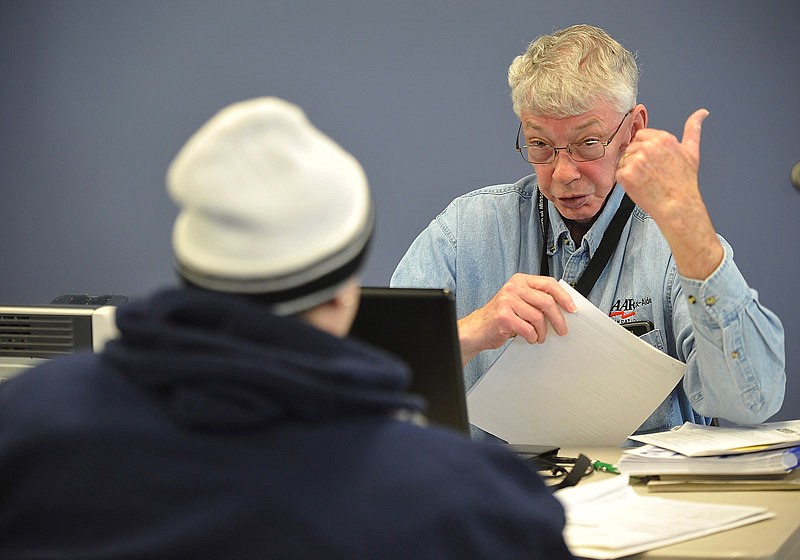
466,280,685,446
555,475,774,559
629,420,800,456
618,443,800,475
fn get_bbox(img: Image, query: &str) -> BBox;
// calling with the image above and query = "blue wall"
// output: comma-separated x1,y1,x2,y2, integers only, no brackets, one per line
2,1,798,421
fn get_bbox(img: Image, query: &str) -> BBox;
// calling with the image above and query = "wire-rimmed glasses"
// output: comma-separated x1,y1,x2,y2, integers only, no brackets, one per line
515,110,631,164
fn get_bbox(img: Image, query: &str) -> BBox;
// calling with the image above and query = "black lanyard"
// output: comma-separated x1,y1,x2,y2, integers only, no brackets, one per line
537,189,634,298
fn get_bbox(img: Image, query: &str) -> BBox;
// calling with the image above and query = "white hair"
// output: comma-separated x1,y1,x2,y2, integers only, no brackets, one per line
508,24,639,117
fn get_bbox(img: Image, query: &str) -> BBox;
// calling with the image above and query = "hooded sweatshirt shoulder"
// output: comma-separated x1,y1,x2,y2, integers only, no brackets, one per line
0,288,571,559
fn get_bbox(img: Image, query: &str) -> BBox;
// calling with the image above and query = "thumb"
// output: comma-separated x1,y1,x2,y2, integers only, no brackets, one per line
682,108,710,158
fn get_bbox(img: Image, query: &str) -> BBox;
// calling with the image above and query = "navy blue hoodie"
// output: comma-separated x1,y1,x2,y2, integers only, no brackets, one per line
0,288,572,559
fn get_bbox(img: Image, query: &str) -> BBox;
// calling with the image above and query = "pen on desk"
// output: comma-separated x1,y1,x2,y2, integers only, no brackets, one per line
592,460,620,474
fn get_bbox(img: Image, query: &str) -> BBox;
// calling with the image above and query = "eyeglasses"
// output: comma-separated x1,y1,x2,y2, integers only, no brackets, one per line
523,453,594,491
515,110,631,164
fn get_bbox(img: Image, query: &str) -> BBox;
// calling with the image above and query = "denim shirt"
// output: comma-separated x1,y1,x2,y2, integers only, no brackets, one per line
391,175,785,435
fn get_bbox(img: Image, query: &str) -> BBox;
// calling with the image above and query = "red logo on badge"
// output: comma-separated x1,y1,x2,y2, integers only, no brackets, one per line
609,310,636,320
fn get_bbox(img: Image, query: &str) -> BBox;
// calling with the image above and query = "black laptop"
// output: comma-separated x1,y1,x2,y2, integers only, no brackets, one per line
350,287,560,462
349,287,469,435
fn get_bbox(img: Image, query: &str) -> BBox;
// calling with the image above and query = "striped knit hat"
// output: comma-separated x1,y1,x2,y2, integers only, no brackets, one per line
167,97,373,315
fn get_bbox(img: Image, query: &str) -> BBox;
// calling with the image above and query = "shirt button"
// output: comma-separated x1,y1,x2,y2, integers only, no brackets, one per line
688,295,697,304
730,351,740,360
705,296,717,306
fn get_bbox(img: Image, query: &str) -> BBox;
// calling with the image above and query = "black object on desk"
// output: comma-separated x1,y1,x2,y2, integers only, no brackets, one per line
350,287,469,435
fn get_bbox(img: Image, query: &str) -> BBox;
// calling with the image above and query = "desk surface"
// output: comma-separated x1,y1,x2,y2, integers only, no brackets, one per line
561,447,800,560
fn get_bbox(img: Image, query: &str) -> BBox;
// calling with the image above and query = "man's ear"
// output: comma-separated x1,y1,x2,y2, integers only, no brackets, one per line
628,104,648,141
331,289,358,310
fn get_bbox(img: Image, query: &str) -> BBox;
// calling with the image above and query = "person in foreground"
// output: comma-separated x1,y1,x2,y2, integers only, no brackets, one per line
0,97,573,559
392,24,785,436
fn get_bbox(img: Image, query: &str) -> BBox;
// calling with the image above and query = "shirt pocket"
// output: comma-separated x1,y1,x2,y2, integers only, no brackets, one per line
638,329,666,352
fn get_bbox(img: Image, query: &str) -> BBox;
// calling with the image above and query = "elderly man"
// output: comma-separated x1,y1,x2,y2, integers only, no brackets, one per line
392,24,785,436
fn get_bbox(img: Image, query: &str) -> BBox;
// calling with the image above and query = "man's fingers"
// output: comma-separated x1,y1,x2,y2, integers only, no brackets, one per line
521,276,577,313
681,108,709,159
514,286,572,339
482,274,578,346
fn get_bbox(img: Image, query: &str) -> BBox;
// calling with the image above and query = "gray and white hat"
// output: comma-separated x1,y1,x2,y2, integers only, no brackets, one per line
167,97,373,315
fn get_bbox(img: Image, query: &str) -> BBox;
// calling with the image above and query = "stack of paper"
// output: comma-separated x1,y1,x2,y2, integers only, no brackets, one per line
629,420,800,456
555,475,774,559
619,420,800,492
643,471,800,492
619,444,800,476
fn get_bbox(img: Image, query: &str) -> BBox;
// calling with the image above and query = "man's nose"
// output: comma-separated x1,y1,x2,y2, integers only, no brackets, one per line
551,149,580,182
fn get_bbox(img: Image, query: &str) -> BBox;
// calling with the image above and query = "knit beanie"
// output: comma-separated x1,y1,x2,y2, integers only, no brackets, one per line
167,97,374,315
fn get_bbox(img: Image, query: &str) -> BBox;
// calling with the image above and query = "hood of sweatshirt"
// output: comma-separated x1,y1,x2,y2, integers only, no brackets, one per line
102,288,424,431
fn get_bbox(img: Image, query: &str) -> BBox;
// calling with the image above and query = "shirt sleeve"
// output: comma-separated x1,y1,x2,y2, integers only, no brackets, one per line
391,213,458,291
675,242,786,424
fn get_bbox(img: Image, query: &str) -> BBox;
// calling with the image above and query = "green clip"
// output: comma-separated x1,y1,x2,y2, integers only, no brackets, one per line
592,460,620,475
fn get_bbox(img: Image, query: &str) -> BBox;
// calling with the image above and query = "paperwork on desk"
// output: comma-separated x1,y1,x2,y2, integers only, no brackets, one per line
466,280,685,446
555,474,774,559
629,419,800,456
621,421,800,492
618,443,800,476
644,470,800,492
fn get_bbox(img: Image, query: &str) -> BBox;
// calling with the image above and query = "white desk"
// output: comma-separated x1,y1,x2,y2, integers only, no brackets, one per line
561,447,800,560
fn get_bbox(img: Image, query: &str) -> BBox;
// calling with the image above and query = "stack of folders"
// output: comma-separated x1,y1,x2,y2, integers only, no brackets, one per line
618,419,800,492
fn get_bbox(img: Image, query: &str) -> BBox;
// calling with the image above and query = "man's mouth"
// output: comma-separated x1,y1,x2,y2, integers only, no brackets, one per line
556,194,590,209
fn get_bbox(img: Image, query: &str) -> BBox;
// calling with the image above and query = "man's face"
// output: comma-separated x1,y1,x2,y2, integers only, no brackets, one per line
519,103,633,226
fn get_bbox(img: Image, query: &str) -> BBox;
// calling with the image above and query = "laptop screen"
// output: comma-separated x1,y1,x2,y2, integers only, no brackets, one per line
349,287,469,435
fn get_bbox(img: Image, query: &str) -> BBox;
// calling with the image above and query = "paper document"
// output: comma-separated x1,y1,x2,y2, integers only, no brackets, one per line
629,420,800,456
645,470,800,492
555,475,774,559
466,281,685,445
618,444,800,476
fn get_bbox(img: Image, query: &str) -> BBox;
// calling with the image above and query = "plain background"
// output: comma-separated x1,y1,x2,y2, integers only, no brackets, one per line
2,1,798,422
